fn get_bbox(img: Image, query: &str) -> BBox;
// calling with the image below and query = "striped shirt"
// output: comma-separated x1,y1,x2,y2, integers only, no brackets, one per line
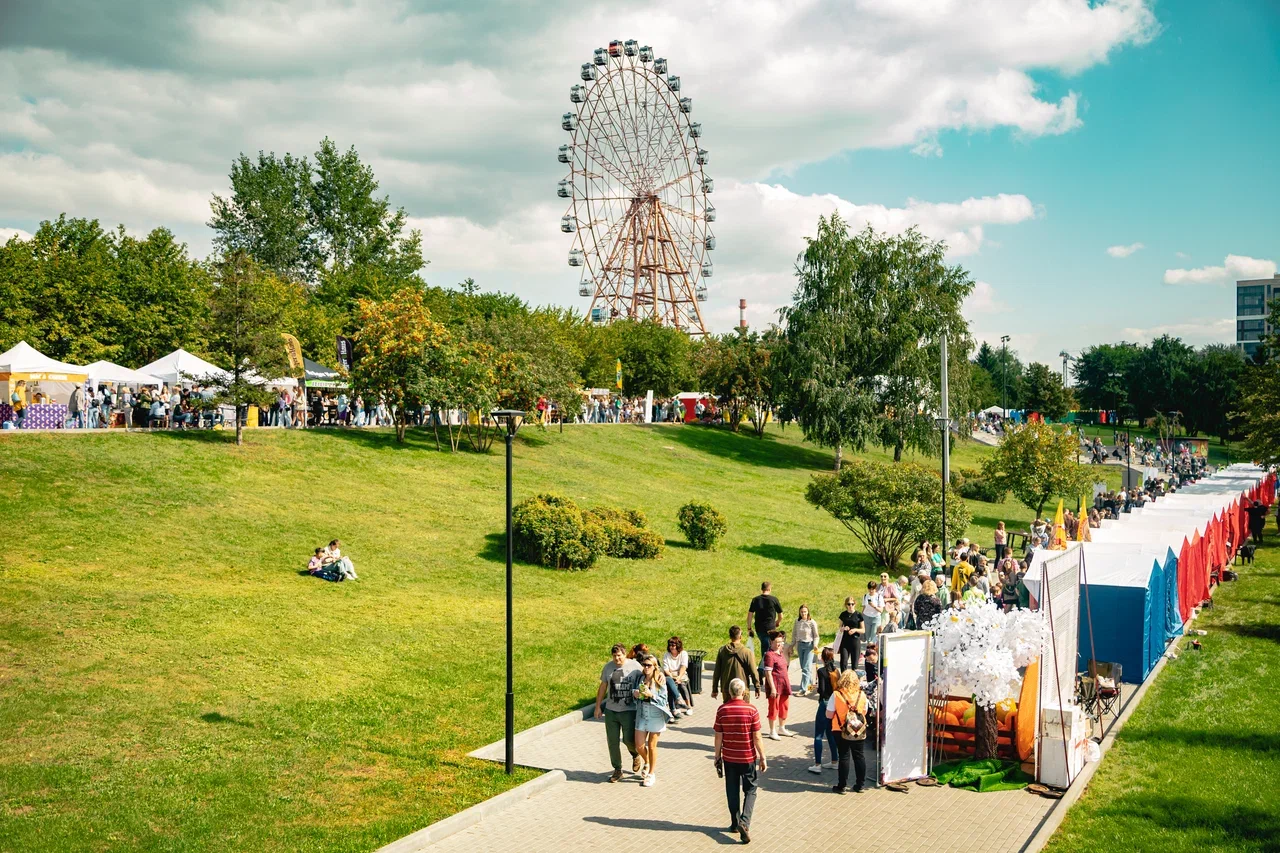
714,699,761,764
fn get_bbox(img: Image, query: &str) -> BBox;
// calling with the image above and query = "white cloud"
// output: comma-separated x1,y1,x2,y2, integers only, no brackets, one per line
0,227,33,242
964,281,1010,317
1120,318,1233,346
1106,242,1144,257
1163,254,1277,285
1175,251,1190,259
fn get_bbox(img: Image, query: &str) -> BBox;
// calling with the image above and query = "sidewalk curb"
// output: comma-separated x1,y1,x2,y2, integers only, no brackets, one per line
1018,628,1187,852
374,770,567,853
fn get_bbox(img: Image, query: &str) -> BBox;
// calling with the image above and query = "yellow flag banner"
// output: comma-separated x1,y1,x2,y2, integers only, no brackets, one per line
1051,499,1069,550
1076,496,1091,542
282,333,304,371
615,358,622,390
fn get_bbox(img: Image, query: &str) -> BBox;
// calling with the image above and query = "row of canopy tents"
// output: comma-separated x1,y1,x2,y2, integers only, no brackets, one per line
1027,464,1275,684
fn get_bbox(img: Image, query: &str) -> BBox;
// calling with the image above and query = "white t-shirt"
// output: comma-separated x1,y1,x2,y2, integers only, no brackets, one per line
662,650,688,679
862,591,884,619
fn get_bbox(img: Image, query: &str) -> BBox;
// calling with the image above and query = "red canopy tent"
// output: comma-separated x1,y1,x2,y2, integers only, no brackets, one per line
1177,537,1194,621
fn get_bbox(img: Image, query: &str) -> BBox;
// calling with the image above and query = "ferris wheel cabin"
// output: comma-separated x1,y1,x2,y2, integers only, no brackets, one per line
666,75,680,92
701,261,714,277
679,97,692,113
570,84,585,103
696,148,709,165
608,40,623,57
639,45,654,62
579,280,592,297
654,57,668,75
705,202,716,222
688,122,702,138
580,63,597,81
624,39,639,56
701,177,714,193
705,235,716,250
568,248,584,267
558,144,571,164
557,179,571,198
560,215,577,233
593,48,607,65
561,113,577,131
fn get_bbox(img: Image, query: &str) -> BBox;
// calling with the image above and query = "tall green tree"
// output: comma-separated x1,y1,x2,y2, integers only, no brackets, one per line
203,253,295,446
780,215,973,467
1127,335,1195,424
975,340,1025,410
1187,344,1247,441
611,319,693,397
350,288,447,443
112,227,212,366
209,152,318,282
1022,362,1073,422
1073,342,1140,421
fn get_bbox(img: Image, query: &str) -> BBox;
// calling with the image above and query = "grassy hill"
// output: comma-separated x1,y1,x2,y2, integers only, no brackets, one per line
0,424,1056,852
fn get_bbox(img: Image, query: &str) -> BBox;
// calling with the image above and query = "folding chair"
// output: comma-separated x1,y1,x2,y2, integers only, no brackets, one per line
1089,660,1123,722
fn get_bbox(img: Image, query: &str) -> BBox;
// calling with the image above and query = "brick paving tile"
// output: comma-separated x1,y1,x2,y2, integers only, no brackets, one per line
419,689,1053,852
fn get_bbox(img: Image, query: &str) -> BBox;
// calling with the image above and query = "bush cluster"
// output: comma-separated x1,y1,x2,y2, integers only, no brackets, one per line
950,468,1008,504
677,501,728,550
512,494,663,569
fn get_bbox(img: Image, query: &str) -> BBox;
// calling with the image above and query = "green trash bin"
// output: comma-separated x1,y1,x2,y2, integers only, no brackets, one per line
686,649,707,694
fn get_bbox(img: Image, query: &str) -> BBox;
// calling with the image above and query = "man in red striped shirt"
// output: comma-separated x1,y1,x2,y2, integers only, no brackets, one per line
713,678,767,844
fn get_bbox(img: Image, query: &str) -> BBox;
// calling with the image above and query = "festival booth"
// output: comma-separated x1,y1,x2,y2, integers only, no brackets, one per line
139,349,229,387
84,360,164,390
303,358,345,390
0,341,89,428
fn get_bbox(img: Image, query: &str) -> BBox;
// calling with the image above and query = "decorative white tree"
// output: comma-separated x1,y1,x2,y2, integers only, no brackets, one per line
926,601,1049,758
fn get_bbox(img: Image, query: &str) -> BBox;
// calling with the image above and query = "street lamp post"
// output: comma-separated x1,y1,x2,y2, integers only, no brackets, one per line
937,332,951,553
490,408,526,775
1000,335,1010,419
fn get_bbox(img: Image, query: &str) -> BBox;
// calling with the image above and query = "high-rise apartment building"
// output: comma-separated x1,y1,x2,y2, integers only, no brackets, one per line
1236,273,1280,359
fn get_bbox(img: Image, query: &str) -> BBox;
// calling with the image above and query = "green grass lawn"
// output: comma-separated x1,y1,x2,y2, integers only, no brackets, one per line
0,424,1089,852
1046,540,1280,853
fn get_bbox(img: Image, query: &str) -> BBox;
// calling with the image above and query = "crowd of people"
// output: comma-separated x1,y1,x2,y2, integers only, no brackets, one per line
592,562,1038,844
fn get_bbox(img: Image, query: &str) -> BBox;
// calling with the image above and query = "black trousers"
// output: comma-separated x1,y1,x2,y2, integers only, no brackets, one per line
723,761,758,830
839,636,861,671
837,736,866,790
994,543,1007,562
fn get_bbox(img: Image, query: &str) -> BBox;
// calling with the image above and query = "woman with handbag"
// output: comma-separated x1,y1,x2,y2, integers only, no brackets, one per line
825,669,868,794
632,655,673,788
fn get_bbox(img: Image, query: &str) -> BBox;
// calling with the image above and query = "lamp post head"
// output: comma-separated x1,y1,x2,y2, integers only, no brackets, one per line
490,409,526,436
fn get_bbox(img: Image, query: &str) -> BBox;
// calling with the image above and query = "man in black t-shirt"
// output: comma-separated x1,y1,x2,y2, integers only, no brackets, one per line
748,581,783,683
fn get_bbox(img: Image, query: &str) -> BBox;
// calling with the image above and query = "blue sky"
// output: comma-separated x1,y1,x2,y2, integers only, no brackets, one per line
0,0,1276,365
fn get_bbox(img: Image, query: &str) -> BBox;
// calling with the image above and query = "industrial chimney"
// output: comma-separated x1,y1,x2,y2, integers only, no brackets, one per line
739,299,747,330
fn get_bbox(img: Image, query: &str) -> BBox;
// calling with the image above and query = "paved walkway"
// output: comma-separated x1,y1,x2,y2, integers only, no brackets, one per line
423,686,1055,852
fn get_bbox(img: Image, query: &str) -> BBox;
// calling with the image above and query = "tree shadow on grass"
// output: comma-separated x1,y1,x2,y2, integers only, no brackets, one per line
1216,622,1280,644
314,426,455,453
666,425,834,471
145,429,236,445
1091,793,1280,851
664,538,694,550
1120,726,1280,754
740,543,875,574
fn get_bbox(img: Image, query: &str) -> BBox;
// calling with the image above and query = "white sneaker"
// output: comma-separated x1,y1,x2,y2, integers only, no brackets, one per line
768,732,781,741
779,727,796,737
642,773,655,788
807,764,823,774
825,761,838,769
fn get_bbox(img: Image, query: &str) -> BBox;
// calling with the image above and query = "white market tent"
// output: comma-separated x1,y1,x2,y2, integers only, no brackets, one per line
138,349,230,386
83,360,164,388
981,405,1006,415
0,341,89,405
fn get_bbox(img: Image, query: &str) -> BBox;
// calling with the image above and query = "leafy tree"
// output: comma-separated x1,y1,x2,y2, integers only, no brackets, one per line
1022,362,1073,422
350,288,448,442
613,319,693,397
1127,335,1195,423
693,328,775,434
968,362,999,411
1239,363,1280,465
468,309,583,421
981,422,1092,518
781,215,972,467
1187,344,1247,441
112,227,212,367
203,253,295,446
804,459,971,569
209,152,318,282
975,340,1025,410
1073,342,1140,422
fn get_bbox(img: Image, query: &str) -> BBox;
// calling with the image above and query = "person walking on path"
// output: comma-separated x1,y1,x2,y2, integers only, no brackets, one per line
748,581,783,684
792,605,819,693
861,581,884,643
711,626,760,701
594,644,643,783
808,647,840,774
826,670,869,794
836,597,865,672
632,655,673,787
762,631,793,740
713,677,767,845
1247,498,1267,544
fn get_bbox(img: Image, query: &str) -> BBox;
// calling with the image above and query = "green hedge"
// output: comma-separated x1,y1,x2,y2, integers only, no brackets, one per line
677,501,728,550
512,494,663,569
950,468,1008,504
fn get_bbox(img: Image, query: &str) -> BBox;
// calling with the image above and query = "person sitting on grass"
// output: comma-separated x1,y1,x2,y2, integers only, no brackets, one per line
323,539,358,580
308,547,342,582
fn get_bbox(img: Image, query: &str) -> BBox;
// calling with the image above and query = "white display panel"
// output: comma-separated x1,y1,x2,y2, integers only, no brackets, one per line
879,631,931,783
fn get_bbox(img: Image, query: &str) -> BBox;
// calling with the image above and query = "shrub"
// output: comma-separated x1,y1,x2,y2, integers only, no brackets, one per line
512,494,599,570
513,495,663,569
950,468,1008,504
584,504,665,560
677,501,728,550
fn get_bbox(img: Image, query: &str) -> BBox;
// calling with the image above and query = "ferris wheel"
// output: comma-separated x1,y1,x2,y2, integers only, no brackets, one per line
559,39,714,336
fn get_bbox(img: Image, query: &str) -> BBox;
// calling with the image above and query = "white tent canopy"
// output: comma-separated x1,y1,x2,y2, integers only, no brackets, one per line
84,360,163,388
0,341,87,377
137,349,229,386
980,405,1006,415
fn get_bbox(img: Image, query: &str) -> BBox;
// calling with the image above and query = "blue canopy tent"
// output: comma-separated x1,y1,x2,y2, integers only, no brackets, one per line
1158,546,1183,643
1079,550,1167,684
